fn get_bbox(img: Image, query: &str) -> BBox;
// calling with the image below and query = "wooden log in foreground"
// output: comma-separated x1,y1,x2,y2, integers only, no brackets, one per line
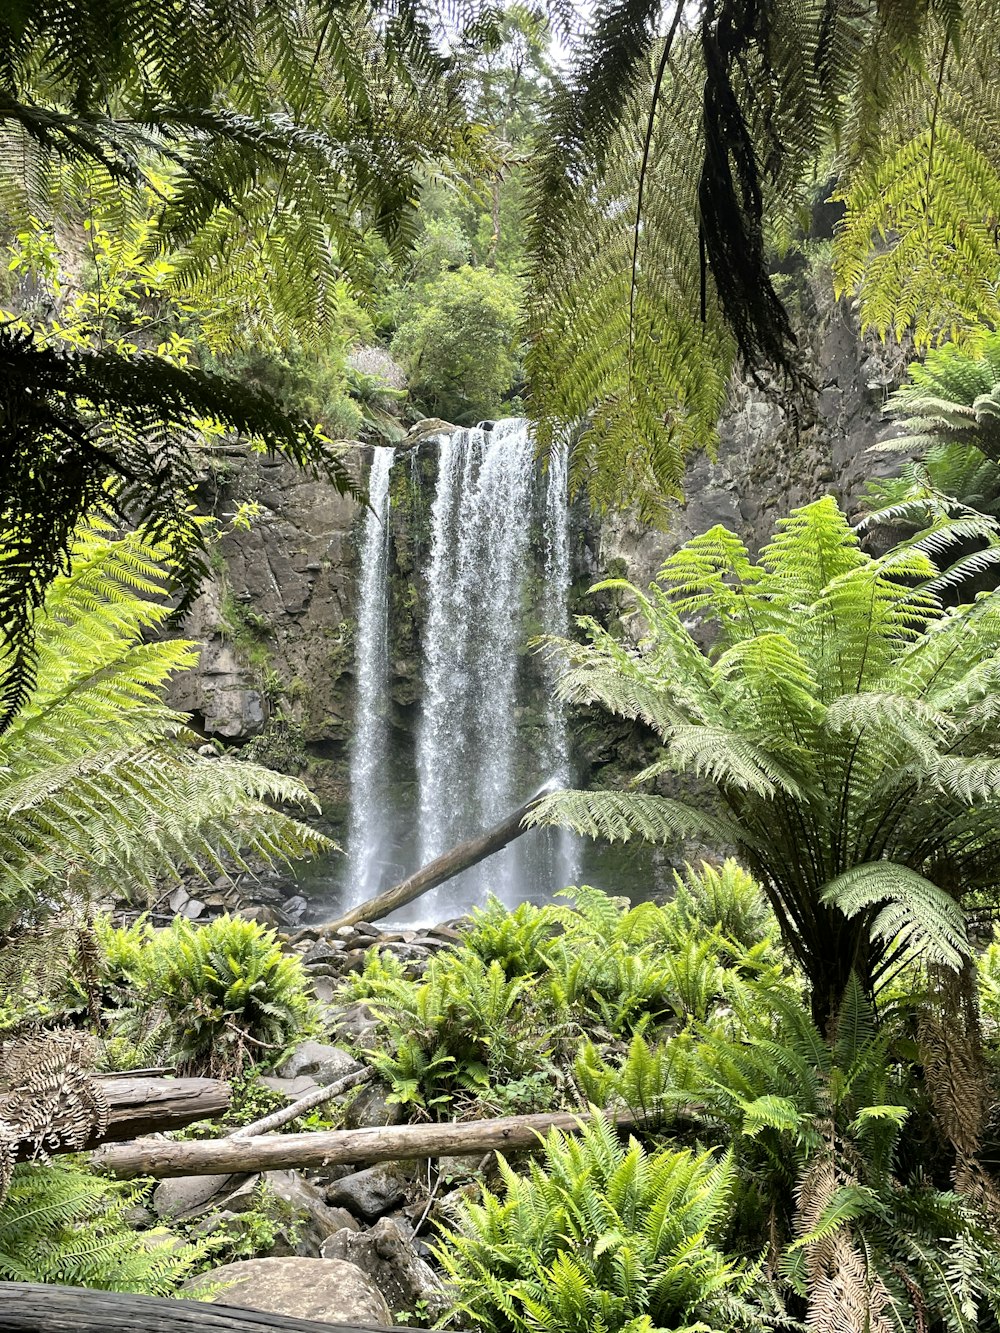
0,1283,395,1332
94,1106,644,1180
303,784,558,935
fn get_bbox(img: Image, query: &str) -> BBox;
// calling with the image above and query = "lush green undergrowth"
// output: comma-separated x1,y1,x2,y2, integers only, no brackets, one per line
77,913,316,1078
340,863,787,1117
339,869,1000,1332
5,867,1000,1328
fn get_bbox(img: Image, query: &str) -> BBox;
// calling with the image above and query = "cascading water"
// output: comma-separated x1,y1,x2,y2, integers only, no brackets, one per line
541,438,578,885
336,419,577,921
345,446,395,897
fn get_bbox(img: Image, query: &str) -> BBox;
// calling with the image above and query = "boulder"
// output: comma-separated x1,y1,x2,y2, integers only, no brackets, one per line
326,1000,381,1046
284,894,308,923
326,1163,410,1222
183,1256,392,1325
265,1170,363,1257
300,941,345,969
341,1078,405,1131
151,1173,242,1221
208,1170,364,1258
260,1074,322,1101
310,977,337,1004
277,1039,361,1086
236,904,279,928
320,1218,449,1319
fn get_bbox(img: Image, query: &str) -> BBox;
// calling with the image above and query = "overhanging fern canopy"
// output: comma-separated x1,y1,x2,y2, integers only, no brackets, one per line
0,0,478,334
527,0,1000,519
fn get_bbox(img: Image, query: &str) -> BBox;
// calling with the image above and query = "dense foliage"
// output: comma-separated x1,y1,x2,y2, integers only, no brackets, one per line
80,914,315,1077
391,265,523,423
526,0,1000,518
335,878,1000,1331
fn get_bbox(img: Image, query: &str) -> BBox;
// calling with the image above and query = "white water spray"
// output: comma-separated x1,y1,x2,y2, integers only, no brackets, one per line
346,446,395,896
342,420,576,918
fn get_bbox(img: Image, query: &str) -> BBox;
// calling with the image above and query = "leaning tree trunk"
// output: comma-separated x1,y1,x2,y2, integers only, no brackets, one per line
301,785,557,935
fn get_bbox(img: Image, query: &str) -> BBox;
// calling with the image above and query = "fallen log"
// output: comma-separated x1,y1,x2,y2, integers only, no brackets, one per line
0,1283,396,1332
13,1076,230,1160
93,1075,232,1144
301,784,558,936
94,1105,646,1180
228,1067,373,1139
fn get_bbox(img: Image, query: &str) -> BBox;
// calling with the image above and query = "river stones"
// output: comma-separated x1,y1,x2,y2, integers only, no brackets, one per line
183,1255,392,1324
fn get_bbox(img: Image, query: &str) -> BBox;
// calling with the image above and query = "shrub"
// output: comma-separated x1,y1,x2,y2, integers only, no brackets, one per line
462,897,558,979
345,883,780,1112
0,1163,204,1293
94,913,314,1077
149,914,313,1076
364,952,549,1112
436,1115,765,1333
668,859,776,953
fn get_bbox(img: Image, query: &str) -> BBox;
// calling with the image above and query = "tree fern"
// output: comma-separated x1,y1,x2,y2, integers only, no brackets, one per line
528,497,1000,1028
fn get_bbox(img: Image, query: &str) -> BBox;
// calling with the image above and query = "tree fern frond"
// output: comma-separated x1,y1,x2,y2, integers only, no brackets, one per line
525,789,755,850
822,863,969,973
0,524,334,928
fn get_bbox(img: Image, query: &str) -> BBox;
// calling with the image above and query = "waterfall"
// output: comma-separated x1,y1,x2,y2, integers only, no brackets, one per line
346,446,395,897
542,437,579,884
416,419,575,909
339,419,576,922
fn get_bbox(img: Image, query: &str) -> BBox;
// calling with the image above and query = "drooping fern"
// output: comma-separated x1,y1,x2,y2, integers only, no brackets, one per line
0,519,333,931
527,0,1000,517
0,1162,205,1293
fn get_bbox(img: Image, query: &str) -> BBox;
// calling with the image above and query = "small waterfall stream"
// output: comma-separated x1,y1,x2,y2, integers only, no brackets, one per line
341,419,577,921
345,446,395,897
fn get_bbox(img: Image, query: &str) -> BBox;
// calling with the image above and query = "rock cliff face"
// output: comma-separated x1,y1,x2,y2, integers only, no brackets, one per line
171,265,906,906
601,264,907,588
169,447,364,824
